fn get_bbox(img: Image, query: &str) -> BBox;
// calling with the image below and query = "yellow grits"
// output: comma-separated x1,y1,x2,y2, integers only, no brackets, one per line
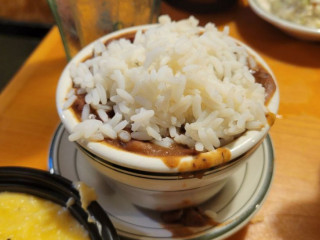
0,192,90,240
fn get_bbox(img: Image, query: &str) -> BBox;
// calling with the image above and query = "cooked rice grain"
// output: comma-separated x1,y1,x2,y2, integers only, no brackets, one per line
66,15,268,152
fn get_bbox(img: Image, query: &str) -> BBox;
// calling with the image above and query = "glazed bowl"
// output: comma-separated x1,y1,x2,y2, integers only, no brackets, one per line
56,23,279,211
248,0,320,41
0,167,119,240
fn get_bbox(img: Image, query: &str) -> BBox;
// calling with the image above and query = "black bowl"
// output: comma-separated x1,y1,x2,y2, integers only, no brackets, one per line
0,166,119,240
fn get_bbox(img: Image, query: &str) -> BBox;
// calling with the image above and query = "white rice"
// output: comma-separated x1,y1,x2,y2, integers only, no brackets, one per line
65,15,268,152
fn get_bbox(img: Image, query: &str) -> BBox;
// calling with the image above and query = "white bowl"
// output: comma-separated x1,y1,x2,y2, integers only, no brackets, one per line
248,0,320,41
56,24,279,210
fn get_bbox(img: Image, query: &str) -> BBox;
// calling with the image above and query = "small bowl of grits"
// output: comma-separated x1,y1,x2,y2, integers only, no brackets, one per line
249,0,320,41
0,167,119,240
56,16,279,211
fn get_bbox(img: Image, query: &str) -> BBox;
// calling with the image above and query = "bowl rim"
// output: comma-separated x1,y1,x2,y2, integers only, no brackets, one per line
248,0,320,38
74,135,262,178
56,24,279,173
0,166,119,240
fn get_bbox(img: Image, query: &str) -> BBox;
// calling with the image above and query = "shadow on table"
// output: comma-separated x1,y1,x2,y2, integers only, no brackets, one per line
161,0,239,31
233,4,320,68
270,171,320,239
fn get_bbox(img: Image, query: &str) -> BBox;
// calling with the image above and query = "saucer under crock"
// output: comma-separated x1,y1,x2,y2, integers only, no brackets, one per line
49,124,274,240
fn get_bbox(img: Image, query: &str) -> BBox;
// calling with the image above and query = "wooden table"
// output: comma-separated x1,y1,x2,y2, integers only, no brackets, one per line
1,1,319,239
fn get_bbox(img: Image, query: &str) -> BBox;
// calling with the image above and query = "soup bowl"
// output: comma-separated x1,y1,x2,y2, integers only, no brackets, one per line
56,20,279,211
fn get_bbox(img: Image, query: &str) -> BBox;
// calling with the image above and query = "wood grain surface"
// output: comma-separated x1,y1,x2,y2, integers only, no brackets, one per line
0,1,319,239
